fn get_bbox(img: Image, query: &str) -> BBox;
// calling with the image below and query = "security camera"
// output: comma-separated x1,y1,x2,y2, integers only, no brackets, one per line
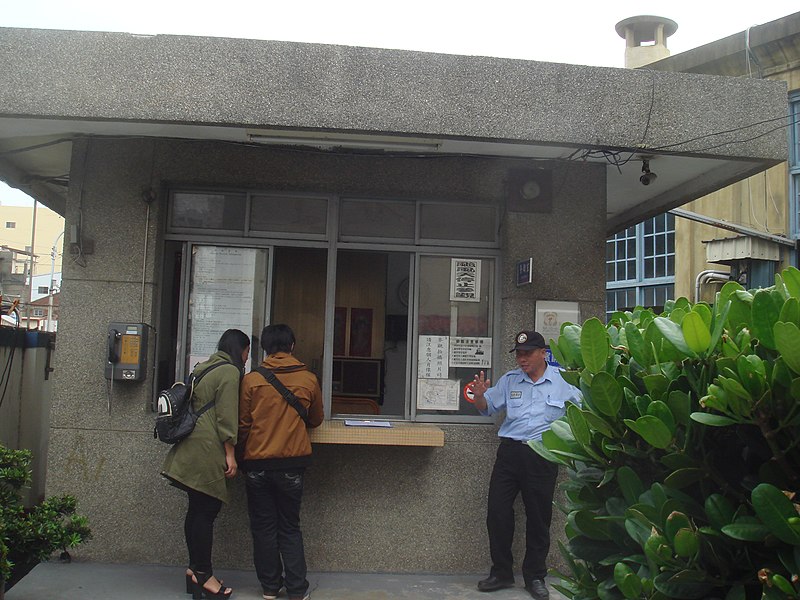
640,159,657,186
640,171,657,186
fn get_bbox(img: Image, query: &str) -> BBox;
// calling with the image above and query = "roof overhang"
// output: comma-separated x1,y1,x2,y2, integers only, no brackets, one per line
0,28,789,234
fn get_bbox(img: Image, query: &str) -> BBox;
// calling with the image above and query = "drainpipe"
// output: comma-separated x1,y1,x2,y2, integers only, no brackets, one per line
695,270,730,303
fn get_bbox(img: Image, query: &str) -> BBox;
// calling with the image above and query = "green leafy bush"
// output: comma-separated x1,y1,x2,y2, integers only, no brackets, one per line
0,444,90,591
533,266,800,600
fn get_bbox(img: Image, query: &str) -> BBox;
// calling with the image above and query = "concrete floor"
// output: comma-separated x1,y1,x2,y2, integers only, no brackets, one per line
5,561,570,599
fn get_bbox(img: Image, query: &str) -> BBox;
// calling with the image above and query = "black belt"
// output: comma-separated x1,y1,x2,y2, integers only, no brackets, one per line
500,437,530,445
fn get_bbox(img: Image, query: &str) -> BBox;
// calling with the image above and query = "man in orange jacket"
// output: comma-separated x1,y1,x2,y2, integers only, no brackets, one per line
238,324,324,600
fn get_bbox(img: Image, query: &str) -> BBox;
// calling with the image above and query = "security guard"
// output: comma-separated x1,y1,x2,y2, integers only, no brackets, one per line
472,330,580,600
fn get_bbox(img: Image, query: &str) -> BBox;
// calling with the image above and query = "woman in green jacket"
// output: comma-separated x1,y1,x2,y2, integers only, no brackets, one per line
162,329,250,599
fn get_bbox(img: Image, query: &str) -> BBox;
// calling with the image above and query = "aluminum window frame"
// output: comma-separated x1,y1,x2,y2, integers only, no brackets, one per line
166,188,498,424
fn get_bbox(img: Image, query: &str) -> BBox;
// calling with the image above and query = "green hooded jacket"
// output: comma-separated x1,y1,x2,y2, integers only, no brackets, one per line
161,351,240,503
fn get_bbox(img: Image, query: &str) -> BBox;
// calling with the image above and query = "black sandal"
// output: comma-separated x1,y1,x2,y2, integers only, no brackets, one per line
191,570,232,599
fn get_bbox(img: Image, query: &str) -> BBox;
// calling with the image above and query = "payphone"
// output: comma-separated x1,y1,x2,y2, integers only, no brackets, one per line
105,322,148,381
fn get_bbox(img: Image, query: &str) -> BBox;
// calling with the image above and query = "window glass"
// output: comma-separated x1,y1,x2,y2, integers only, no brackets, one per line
37,286,49,294
270,247,327,378
331,250,410,418
606,287,636,320
419,203,496,243
340,199,415,241
250,195,327,236
415,255,494,417
171,193,246,230
5,222,15,229
185,245,267,372
606,215,675,319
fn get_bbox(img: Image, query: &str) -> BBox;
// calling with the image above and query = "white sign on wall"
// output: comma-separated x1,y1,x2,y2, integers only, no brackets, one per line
535,300,580,345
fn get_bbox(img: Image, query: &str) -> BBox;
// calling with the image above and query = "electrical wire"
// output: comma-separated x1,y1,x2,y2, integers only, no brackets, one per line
2,110,797,168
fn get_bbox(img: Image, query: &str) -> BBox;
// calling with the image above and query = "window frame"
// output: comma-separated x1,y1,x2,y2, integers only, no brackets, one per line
605,214,675,319
789,93,800,240
166,189,500,424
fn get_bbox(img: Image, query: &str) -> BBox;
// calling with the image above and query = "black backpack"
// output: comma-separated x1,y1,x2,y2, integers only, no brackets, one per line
153,362,227,444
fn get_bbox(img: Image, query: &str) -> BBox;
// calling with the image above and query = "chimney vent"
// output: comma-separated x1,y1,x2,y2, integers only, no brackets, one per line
616,15,678,68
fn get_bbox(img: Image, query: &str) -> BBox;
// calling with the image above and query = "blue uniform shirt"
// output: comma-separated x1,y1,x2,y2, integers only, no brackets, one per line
480,363,581,442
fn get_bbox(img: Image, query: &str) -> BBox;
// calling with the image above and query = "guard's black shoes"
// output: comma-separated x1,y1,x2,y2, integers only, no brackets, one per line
477,575,515,592
525,579,549,600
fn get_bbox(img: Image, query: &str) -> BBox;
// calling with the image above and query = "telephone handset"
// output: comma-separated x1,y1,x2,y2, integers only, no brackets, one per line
105,323,148,381
107,329,120,365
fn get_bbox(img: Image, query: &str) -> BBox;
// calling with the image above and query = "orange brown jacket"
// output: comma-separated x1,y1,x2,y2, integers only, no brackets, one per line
237,352,324,471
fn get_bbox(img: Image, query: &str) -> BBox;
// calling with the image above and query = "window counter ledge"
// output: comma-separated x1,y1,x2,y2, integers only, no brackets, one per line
309,420,444,447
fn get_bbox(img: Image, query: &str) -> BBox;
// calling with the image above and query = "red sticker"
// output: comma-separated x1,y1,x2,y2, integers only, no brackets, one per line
463,381,476,403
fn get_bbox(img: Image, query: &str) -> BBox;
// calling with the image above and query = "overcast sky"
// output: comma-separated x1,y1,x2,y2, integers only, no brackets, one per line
2,0,799,205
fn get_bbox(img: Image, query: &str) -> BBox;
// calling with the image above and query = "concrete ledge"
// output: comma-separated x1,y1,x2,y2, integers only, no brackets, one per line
309,419,444,446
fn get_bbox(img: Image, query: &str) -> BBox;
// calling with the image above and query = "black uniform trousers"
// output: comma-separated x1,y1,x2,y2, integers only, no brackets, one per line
487,437,559,584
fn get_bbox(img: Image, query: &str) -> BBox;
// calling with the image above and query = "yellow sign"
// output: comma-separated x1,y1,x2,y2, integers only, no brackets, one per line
120,334,141,364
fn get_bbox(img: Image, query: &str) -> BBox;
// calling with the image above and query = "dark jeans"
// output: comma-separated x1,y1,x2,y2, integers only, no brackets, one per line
245,468,309,597
487,438,558,584
184,488,223,574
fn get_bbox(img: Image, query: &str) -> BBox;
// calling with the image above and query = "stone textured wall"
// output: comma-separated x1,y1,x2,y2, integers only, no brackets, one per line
46,137,605,573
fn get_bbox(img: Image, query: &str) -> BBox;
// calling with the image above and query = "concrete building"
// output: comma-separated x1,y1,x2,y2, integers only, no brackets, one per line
0,203,65,276
609,13,800,314
0,27,788,574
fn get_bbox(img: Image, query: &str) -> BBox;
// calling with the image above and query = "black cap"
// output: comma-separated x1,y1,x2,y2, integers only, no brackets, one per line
509,330,546,352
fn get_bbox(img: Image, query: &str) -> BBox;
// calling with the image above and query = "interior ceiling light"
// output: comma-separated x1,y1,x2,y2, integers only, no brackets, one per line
248,133,440,153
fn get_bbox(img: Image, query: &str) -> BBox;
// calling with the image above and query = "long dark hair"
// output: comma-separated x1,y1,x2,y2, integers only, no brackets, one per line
217,329,250,372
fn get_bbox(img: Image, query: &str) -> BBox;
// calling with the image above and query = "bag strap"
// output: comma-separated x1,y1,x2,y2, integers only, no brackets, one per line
255,366,310,425
189,361,228,415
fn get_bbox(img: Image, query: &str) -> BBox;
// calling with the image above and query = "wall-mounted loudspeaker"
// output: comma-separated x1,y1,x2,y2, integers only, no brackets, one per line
506,168,552,213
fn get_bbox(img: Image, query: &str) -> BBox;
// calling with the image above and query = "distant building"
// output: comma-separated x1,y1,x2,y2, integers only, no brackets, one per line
29,291,59,331
647,11,800,302
609,12,800,317
29,271,62,302
0,203,64,276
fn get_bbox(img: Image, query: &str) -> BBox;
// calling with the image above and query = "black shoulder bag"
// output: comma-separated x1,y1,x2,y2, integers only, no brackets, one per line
255,366,310,425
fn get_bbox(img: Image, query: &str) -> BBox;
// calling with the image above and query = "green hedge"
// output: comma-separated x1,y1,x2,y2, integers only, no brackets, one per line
534,267,800,600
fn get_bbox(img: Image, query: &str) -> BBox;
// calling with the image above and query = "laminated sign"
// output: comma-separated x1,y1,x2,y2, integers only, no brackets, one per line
450,337,492,369
450,258,481,302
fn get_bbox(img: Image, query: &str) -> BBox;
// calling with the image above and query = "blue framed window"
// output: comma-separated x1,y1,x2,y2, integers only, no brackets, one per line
790,93,800,239
606,213,675,319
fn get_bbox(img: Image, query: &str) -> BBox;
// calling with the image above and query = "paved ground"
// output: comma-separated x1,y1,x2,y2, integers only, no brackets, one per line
5,561,570,599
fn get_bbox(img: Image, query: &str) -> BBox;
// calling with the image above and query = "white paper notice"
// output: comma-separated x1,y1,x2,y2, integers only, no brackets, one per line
189,246,257,357
449,337,492,368
535,300,580,345
418,335,449,379
449,258,481,302
417,378,460,411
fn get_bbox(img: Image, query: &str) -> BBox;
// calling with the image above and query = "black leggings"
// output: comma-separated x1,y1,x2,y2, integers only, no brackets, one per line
184,488,223,574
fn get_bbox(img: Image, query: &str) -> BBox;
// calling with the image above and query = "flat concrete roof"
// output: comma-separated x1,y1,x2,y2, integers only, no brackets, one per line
0,27,789,230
